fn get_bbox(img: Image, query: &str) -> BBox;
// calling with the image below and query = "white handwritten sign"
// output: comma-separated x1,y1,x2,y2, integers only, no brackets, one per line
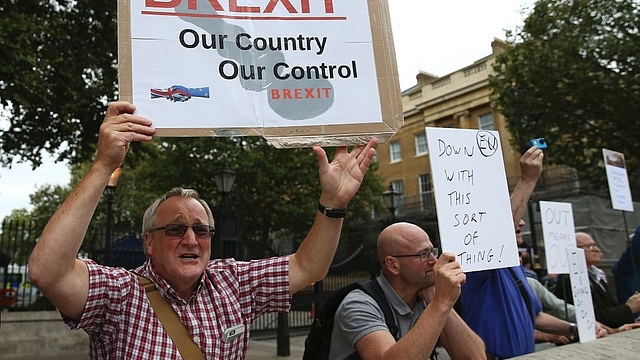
602,149,634,212
540,201,576,274
426,127,519,272
566,247,597,343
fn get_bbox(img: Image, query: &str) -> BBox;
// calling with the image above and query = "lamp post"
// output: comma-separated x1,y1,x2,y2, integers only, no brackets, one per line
105,167,122,266
213,163,236,258
382,183,401,218
373,184,403,278
213,163,237,196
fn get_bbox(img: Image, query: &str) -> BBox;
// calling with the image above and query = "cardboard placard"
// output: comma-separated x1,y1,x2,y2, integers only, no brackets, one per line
566,247,597,343
602,148,634,212
117,0,402,147
426,127,519,272
540,201,576,275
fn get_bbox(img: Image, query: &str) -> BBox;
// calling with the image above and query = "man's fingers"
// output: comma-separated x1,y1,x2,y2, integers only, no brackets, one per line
106,101,136,117
360,138,378,157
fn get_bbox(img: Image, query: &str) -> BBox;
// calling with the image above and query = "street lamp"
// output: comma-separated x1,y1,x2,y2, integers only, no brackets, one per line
105,167,122,266
382,183,401,217
213,163,236,195
213,163,236,258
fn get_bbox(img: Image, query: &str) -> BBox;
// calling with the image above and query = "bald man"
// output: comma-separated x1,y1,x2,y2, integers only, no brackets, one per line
328,222,485,360
555,232,640,328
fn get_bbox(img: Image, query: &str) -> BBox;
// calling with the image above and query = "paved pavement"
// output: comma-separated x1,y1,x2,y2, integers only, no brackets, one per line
7,335,306,360
7,333,455,359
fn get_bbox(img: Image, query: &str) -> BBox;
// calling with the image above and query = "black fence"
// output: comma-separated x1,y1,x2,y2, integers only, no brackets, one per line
0,218,378,333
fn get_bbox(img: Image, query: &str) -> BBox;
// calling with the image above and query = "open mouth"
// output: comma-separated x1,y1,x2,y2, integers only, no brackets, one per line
180,254,199,259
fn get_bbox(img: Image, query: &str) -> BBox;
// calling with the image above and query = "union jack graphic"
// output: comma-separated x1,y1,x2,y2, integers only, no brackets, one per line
150,85,210,102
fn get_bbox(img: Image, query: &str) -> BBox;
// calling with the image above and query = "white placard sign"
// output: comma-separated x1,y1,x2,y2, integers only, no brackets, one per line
426,127,519,272
117,0,403,146
540,201,576,274
566,247,597,343
602,149,634,212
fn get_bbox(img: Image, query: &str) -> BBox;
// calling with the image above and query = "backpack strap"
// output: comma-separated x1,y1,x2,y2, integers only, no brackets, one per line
135,274,205,360
356,279,438,360
356,279,399,339
507,267,536,324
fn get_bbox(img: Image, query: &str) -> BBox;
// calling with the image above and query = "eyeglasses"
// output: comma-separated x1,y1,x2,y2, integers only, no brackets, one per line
579,244,599,252
390,248,439,262
149,223,215,238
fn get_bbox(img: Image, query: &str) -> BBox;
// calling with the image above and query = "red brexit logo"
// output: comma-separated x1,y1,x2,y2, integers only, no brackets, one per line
271,87,332,100
145,0,335,14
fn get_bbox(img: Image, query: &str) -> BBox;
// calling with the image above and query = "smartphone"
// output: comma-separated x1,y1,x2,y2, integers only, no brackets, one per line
529,138,547,150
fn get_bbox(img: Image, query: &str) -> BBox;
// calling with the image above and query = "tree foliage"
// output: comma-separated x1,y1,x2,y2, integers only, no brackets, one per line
115,137,385,250
0,1,386,254
0,0,118,167
12,136,384,254
490,0,640,185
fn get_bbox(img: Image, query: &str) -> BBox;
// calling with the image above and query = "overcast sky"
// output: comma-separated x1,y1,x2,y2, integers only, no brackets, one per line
0,0,534,221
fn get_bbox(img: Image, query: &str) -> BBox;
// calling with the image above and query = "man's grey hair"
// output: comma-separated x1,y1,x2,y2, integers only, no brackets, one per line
141,187,215,234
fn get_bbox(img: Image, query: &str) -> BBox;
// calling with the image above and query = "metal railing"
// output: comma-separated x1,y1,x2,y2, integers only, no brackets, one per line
0,218,378,334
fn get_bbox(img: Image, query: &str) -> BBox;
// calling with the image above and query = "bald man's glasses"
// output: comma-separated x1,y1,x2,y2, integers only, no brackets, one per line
390,248,439,262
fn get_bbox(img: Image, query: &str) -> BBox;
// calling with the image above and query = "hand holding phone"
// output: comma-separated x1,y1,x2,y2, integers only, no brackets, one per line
529,138,547,149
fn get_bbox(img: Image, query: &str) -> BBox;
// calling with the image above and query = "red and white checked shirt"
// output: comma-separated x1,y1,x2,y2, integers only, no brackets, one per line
63,257,290,359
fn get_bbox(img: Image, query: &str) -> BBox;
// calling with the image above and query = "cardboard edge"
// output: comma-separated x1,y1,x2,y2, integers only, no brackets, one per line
117,0,133,103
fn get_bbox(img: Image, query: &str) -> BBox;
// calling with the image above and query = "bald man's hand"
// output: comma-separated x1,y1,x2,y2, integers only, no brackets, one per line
420,252,465,307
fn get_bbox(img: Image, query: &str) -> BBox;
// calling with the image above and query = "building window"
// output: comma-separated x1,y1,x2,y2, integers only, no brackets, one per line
390,141,402,163
419,174,434,212
478,112,494,130
415,133,428,156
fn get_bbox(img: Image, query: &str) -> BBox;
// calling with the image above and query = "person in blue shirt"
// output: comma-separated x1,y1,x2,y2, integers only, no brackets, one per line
460,146,607,359
612,226,640,305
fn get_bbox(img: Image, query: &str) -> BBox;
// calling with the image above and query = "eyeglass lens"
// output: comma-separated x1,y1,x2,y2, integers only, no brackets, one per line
421,248,439,261
162,224,214,238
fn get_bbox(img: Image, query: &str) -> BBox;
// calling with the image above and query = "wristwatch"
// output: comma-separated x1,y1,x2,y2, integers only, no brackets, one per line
317,202,347,218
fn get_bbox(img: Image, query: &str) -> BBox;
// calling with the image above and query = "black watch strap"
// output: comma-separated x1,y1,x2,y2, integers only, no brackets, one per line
317,202,347,218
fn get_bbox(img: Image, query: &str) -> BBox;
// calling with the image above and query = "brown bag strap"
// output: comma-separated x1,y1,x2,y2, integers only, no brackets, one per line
135,274,205,360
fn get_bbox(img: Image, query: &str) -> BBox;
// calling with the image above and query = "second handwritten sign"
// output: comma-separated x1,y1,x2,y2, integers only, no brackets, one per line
426,127,519,272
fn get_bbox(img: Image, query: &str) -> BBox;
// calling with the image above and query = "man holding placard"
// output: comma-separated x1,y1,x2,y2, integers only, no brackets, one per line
460,147,607,359
28,101,379,359
555,232,640,328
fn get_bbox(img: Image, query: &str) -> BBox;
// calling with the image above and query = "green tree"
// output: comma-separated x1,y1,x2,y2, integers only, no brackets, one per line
0,1,386,257
29,184,72,225
0,209,39,265
490,0,640,185
18,136,384,257
0,0,117,167
125,137,385,251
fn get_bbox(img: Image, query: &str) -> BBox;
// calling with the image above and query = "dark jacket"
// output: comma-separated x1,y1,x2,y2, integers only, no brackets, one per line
612,226,640,303
554,272,634,328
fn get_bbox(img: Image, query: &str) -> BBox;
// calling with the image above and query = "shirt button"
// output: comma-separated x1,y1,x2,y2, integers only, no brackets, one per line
193,335,200,343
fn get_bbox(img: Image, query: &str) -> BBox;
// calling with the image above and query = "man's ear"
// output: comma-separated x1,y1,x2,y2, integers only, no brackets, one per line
144,232,153,256
384,256,401,275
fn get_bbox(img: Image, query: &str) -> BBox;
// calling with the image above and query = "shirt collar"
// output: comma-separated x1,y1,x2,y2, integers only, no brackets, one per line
378,274,425,316
588,265,607,283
